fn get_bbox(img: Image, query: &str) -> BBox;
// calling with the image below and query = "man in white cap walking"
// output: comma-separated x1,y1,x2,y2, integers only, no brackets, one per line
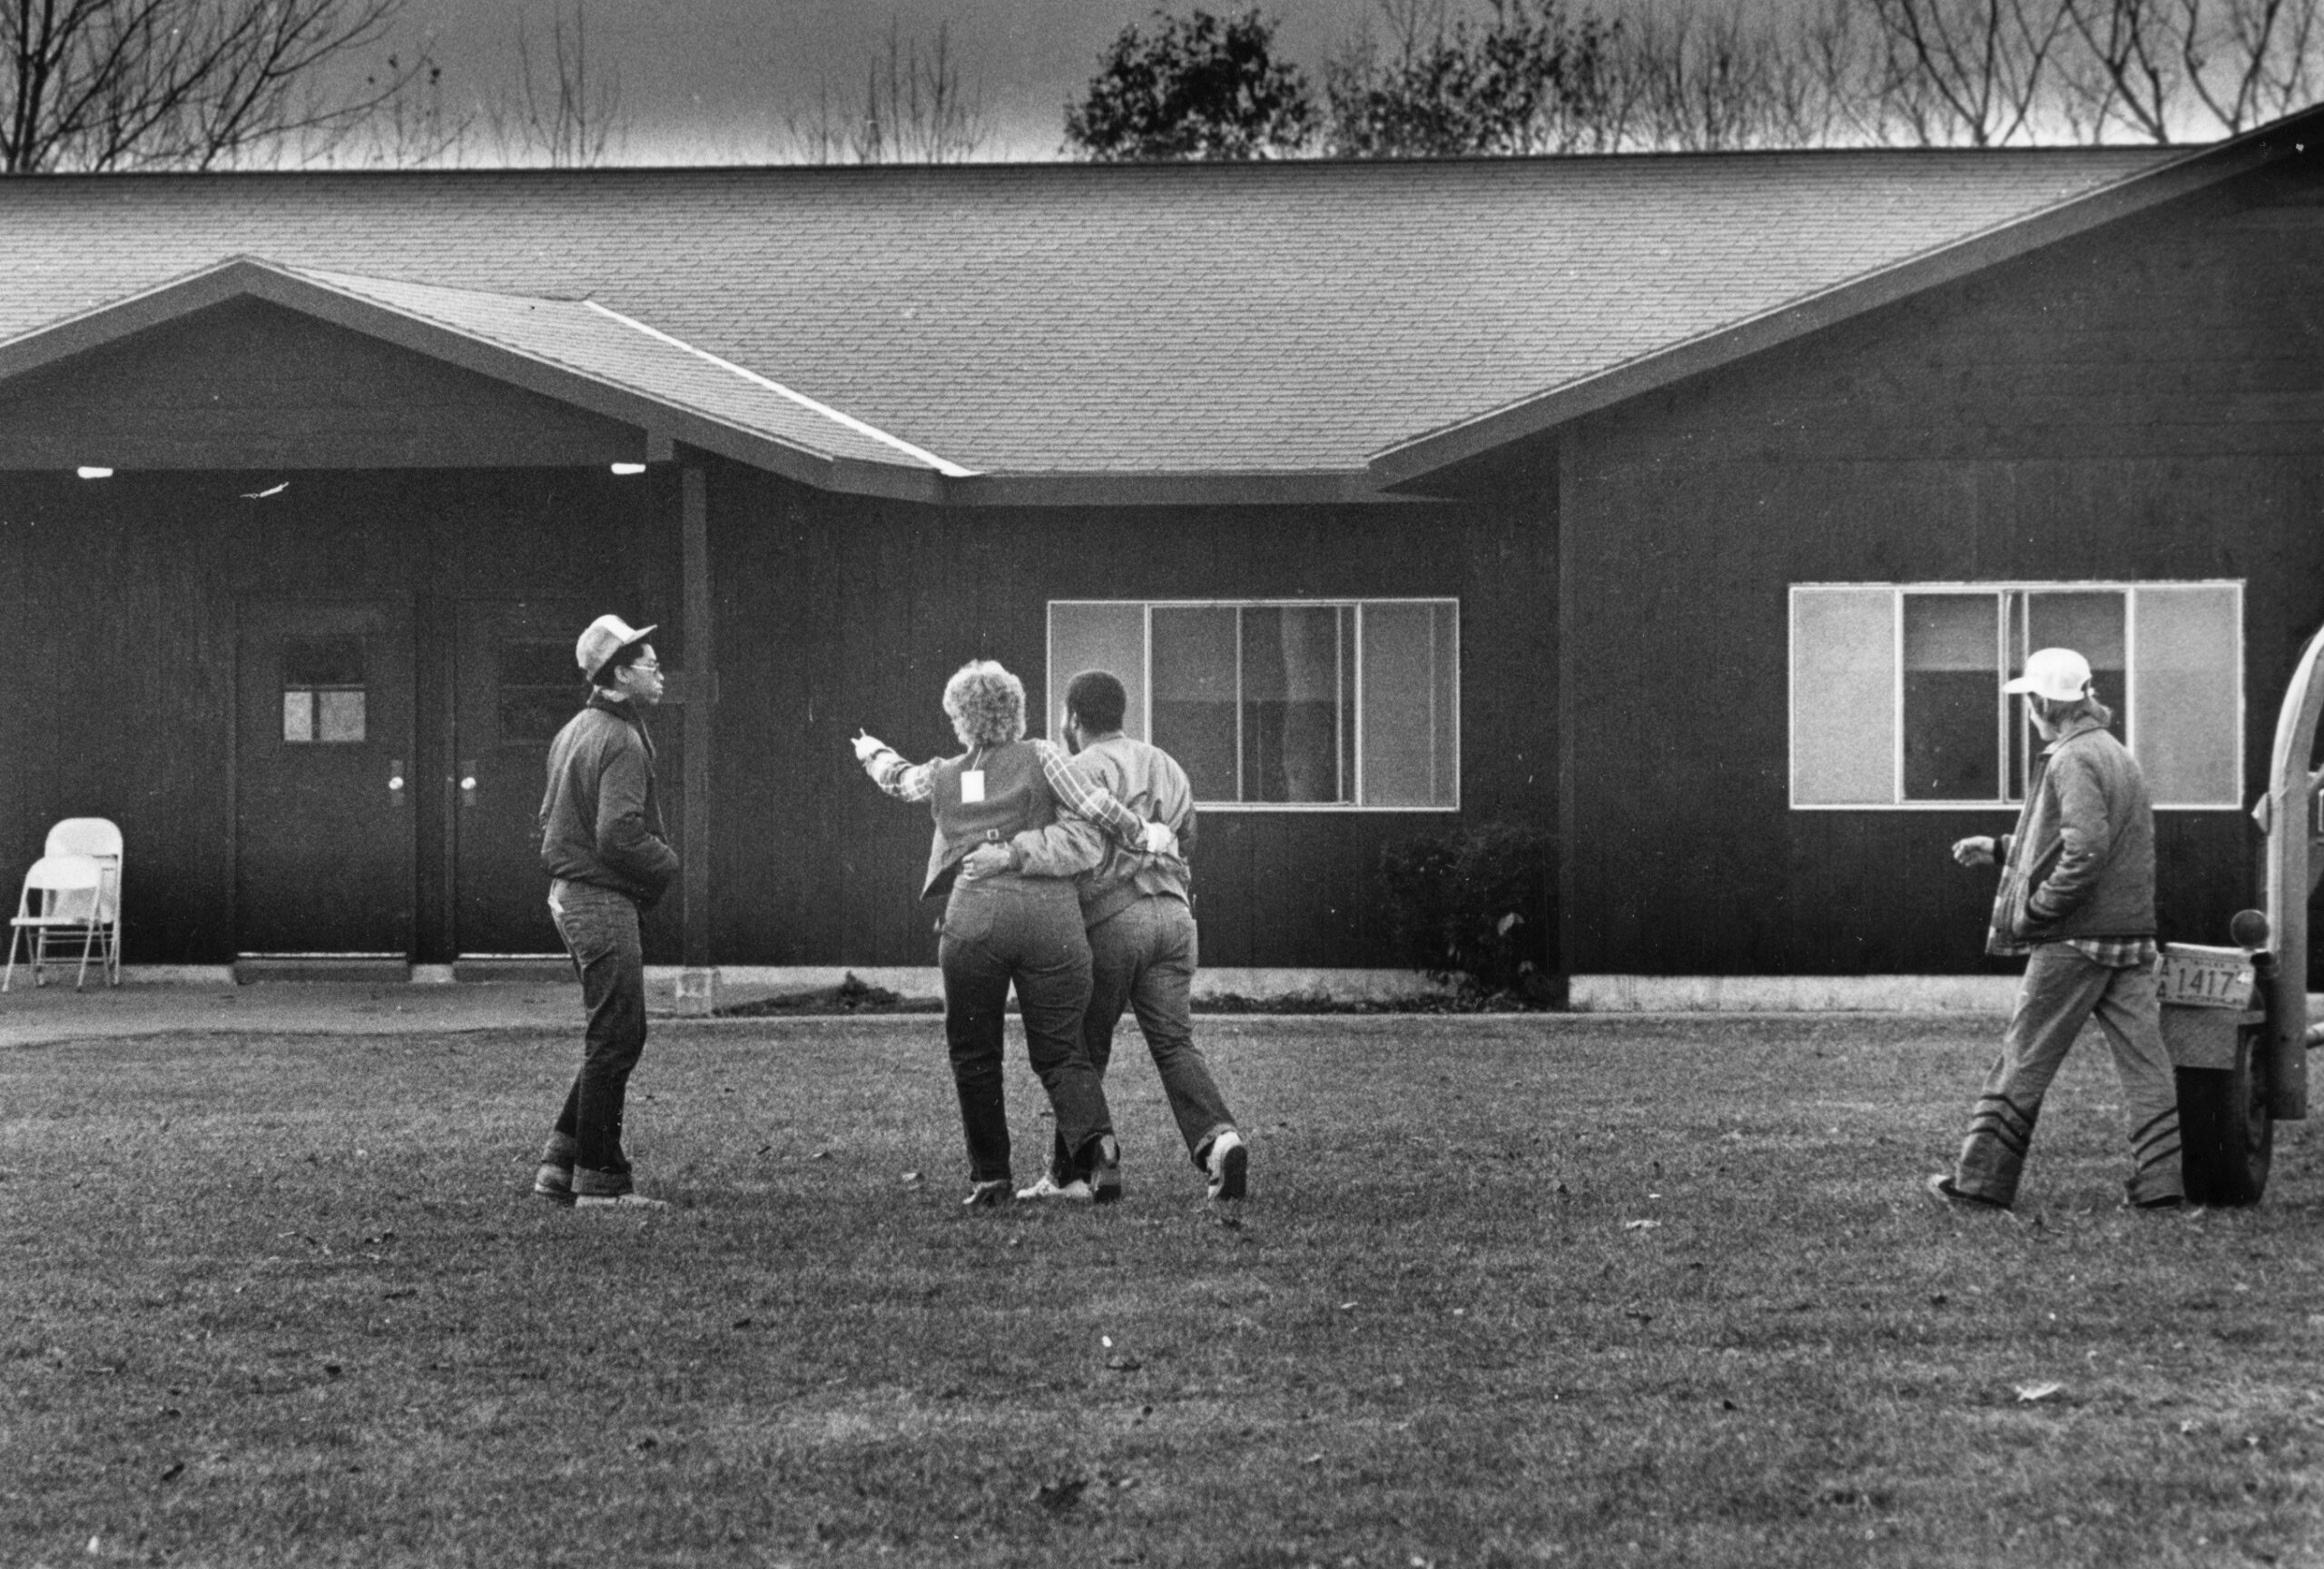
1928,646,2183,1212
532,614,681,1209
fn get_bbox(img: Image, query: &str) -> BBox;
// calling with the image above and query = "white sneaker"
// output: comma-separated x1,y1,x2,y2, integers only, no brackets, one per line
1206,1130,1248,1201
963,1179,1012,1209
574,1193,670,1210
1015,1173,1096,1203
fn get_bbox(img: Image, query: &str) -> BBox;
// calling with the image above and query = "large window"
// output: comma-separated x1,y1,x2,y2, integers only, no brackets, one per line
1790,582,2241,809
1047,599,1459,809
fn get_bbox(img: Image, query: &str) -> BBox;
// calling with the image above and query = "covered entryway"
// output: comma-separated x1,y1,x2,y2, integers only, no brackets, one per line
236,596,616,962
0,253,951,995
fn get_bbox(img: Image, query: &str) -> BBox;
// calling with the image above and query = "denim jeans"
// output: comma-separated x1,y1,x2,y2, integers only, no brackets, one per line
938,875,1109,1183
1950,942,2183,1207
544,878,648,1195
1052,894,1236,1178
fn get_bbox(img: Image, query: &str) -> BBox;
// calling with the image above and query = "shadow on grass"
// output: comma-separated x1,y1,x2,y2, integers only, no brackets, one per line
714,972,1554,1018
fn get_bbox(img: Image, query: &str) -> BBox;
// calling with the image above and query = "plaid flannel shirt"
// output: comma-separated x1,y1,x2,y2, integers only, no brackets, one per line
1988,933,2159,969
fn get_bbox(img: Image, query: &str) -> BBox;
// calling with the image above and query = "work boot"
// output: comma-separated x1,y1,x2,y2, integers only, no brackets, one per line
1088,1134,1123,1205
532,1162,575,1206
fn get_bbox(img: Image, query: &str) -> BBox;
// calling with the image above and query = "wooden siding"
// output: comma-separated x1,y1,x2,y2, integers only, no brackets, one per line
704,464,1558,969
0,298,645,470
0,454,1555,970
0,468,668,963
1558,162,2324,976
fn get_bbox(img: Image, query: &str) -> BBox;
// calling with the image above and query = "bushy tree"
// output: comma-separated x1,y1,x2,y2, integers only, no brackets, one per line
1325,0,1621,156
1064,7,1315,160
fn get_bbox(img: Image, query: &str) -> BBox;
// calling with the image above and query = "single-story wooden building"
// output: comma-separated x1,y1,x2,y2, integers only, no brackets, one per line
1,105,2318,1005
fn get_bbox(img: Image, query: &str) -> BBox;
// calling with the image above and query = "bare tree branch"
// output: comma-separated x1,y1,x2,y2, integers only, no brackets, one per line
1868,0,2077,145
2,0,420,173
483,3,624,168
787,17,988,164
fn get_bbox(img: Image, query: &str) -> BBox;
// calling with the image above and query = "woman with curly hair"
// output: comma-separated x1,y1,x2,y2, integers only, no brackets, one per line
854,659,1177,1208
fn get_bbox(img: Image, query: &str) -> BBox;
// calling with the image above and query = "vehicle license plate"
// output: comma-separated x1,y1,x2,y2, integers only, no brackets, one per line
2154,944,2255,1009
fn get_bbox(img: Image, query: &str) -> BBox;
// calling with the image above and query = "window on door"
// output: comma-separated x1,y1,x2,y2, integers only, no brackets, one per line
1789,581,2242,809
497,639,581,744
281,636,368,745
1047,598,1459,809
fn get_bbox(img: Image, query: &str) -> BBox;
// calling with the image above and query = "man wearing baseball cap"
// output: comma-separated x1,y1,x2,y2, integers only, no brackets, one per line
1929,646,2183,1212
533,614,681,1210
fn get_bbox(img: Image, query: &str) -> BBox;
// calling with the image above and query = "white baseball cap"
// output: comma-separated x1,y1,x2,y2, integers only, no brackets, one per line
2003,646,2093,702
576,614,657,682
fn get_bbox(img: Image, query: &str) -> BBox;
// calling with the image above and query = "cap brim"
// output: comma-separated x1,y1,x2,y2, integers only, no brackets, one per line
585,624,658,680
2001,676,2038,694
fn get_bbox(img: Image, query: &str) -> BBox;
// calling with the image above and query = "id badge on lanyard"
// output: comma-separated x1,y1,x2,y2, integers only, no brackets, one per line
960,769,986,804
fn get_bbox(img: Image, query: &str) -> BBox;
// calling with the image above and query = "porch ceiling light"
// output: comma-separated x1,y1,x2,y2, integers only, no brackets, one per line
75,466,113,479
609,462,647,477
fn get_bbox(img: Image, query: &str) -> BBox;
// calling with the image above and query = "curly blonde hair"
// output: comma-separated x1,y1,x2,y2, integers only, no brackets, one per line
942,659,1026,749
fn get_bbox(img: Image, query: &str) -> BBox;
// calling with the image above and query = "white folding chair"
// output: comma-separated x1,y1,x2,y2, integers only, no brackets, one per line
42,817,122,985
4,854,109,992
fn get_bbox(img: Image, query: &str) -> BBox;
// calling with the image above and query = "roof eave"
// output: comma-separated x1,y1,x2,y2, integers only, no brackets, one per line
940,469,1408,508
0,257,950,500
1368,110,2318,491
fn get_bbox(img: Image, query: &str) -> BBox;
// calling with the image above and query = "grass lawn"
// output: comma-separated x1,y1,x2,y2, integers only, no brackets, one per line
5,1012,2324,1568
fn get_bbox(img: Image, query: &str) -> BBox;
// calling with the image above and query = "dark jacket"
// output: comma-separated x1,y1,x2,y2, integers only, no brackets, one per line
538,695,680,906
1988,715,2155,952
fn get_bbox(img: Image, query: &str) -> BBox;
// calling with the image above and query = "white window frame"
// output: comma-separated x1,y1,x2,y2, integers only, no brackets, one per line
1788,579,2244,812
1047,597,1461,813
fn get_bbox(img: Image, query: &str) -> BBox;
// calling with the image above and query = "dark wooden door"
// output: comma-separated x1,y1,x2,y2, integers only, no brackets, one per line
235,600,415,954
453,599,599,954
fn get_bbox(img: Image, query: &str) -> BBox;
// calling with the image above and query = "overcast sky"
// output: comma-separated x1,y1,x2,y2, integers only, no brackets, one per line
393,0,1475,163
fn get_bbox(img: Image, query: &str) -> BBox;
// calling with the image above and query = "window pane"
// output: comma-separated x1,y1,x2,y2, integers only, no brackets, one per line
2133,586,2240,805
1792,588,1896,804
1903,594,1998,801
2025,590,2126,745
282,636,365,688
1361,602,1456,807
501,638,575,687
498,638,577,744
282,636,365,745
1433,601,1459,806
1152,607,1239,801
1048,602,1147,742
317,689,368,744
1241,606,1346,803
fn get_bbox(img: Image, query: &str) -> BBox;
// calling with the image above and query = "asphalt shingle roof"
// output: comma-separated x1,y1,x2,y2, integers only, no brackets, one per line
287,266,957,471
0,151,2172,479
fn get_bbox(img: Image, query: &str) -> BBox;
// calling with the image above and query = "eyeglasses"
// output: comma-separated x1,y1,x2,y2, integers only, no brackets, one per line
629,661,663,676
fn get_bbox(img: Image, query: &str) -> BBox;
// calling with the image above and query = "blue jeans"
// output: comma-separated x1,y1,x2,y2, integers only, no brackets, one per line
1951,942,2183,1207
938,875,1110,1183
1054,894,1236,1178
544,879,647,1195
